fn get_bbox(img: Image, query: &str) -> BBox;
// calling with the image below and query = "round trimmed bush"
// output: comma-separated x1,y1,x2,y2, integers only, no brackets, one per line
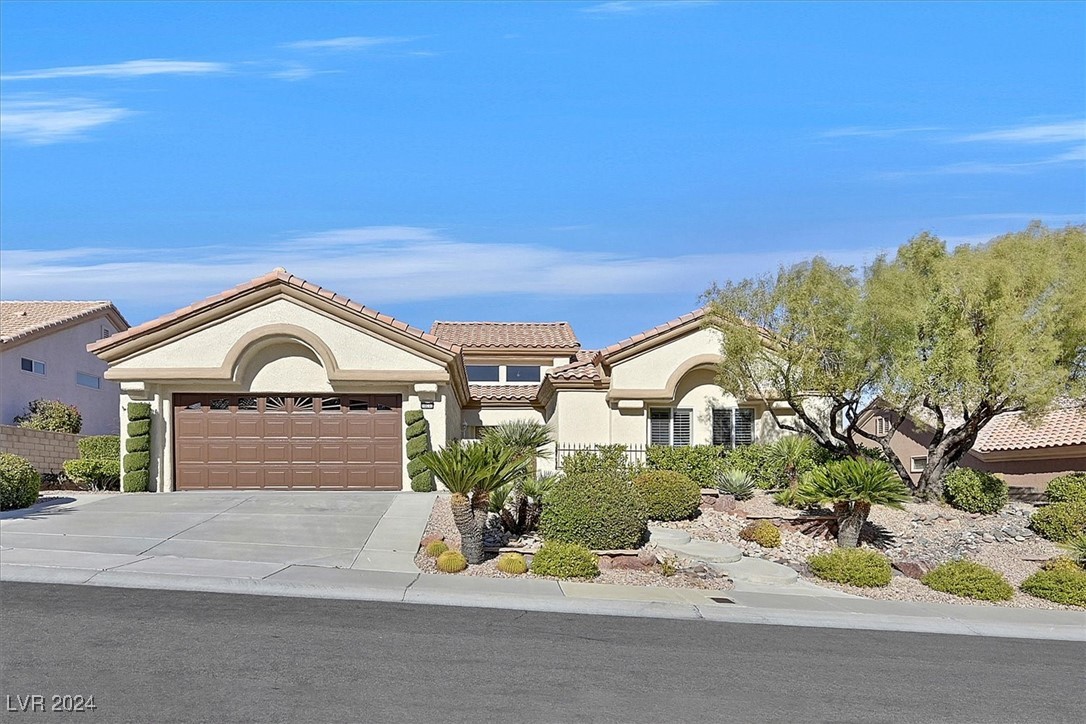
1046,473,1086,505
1030,502,1086,543
127,420,150,437
435,550,467,573
943,468,1008,514
425,540,449,557
739,520,782,548
530,541,599,579
127,402,152,421
122,470,149,493
123,452,150,473
631,470,701,521
921,560,1014,601
0,453,41,511
63,458,120,491
808,548,892,587
125,436,150,453
1020,565,1086,607
497,552,528,575
410,470,436,493
539,472,647,550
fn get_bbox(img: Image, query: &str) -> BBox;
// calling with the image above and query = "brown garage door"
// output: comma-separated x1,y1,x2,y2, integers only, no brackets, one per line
173,394,402,490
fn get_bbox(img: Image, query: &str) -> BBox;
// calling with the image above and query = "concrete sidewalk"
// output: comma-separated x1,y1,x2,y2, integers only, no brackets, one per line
2,492,1083,642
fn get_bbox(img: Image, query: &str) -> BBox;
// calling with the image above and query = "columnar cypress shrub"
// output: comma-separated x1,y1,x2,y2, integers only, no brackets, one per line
122,402,151,492
404,409,435,492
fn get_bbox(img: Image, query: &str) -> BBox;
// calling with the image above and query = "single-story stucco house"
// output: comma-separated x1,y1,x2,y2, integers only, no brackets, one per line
2,300,129,435
88,269,808,492
856,399,1086,493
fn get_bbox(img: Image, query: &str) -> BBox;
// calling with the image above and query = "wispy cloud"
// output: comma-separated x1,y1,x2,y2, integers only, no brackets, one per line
0,59,229,81
0,98,133,145
581,1,716,13
954,120,1085,145
282,36,416,52
0,226,883,311
819,126,944,139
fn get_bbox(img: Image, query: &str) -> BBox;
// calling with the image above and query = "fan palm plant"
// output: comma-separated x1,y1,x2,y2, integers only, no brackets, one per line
797,458,911,547
419,441,528,564
481,421,554,534
772,434,815,491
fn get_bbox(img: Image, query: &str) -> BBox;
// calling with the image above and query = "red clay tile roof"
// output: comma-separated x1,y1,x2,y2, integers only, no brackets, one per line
547,351,602,382
430,321,579,351
468,384,540,403
88,269,458,355
974,403,1086,453
598,308,707,359
1,301,125,344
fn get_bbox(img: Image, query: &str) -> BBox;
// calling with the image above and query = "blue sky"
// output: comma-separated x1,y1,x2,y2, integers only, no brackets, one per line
1,1,1083,349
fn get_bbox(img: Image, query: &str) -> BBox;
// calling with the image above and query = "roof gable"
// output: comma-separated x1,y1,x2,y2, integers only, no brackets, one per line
597,308,707,364
1,301,127,346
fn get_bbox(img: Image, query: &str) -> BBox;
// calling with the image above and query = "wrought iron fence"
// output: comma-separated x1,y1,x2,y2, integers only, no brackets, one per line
553,443,648,470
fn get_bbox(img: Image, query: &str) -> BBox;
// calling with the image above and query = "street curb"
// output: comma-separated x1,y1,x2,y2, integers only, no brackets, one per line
3,563,1083,642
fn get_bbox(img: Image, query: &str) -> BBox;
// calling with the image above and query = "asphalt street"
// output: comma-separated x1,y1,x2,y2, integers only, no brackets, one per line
1,582,1082,724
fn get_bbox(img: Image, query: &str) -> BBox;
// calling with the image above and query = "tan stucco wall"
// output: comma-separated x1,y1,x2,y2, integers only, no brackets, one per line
609,327,723,392
112,297,443,374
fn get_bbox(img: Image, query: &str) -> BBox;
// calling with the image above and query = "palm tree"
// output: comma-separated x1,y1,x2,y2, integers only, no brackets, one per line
772,434,815,491
419,441,528,564
797,458,911,547
481,421,554,534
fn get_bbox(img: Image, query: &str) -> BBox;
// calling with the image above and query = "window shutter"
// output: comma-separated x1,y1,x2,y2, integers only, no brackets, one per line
712,409,732,447
672,409,692,446
649,409,671,446
734,408,755,446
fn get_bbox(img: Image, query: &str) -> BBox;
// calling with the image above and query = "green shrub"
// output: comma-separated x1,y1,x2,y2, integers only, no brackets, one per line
1046,473,1086,505
127,419,150,437
410,470,436,493
123,452,150,473
406,435,431,460
646,445,727,487
943,468,1008,514
63,458,120,491
127,402,151,421
15,399,82,433
530,541,599,578
921,560,1014,601
1020,566,1086,607
631,470,701,521
404,409,425,426
1031,502,1086,543
125,436,150,453
406,420,428,440
424,540,449,557
406,456,429,478
739,520,782,548
715,468,755,500
435,550,467,573
79,435,119,460
808,548,892,587
1041,556,1082,573
772,487,808,509
122,470,149,493
497,552,528,574
0,453,41,510
539,472,647,550
722,443,777,488
1061,533,1086,566
560,445,642,480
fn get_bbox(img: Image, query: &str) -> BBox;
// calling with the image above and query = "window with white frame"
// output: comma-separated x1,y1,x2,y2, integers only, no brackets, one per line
712,408,755,448
649,408,692,447
20,358,45,375
76,372,101,389
874,415,890,436
910,455,927,472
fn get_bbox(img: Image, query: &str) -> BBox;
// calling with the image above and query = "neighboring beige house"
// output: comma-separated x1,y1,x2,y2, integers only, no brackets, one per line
88,269,806,492
1,301,129,435
857,399,1086,492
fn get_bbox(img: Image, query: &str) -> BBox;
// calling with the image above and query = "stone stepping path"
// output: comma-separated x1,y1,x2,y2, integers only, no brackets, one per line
649,526,798,586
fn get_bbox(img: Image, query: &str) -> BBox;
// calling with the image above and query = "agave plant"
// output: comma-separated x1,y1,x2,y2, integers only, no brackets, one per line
715,468,755,501
481,421,554,534
1061,533,1086,567
419,441,528,564
797,457,911,548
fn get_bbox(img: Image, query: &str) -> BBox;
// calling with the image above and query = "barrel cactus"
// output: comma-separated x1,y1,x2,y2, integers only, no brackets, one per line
496,552,528,575
435,550,468,573
425,540,449,557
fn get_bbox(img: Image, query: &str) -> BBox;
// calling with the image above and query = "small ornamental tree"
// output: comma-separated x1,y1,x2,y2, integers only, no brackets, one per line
404,410,435,492
123,403,151,492
797,458,911,547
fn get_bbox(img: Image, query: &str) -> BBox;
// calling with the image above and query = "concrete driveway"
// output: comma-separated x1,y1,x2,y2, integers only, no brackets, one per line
0,491,436,578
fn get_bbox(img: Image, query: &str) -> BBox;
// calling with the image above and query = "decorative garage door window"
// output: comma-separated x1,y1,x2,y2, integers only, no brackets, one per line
173,394,402,490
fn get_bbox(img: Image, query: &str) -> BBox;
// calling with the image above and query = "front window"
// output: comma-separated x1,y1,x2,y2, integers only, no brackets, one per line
910,456,927,472
20,358,46,375
506,365,541,382
712,408,755,448
649,408,692,447
466,365,500,382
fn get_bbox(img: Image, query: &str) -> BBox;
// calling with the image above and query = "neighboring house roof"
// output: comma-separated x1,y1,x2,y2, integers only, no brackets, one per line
547,350,603,382
0,301,128,346
89,269,459,356
430,321,579,351
468,384,540,404
974,403,1086,453
597,308,708,362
